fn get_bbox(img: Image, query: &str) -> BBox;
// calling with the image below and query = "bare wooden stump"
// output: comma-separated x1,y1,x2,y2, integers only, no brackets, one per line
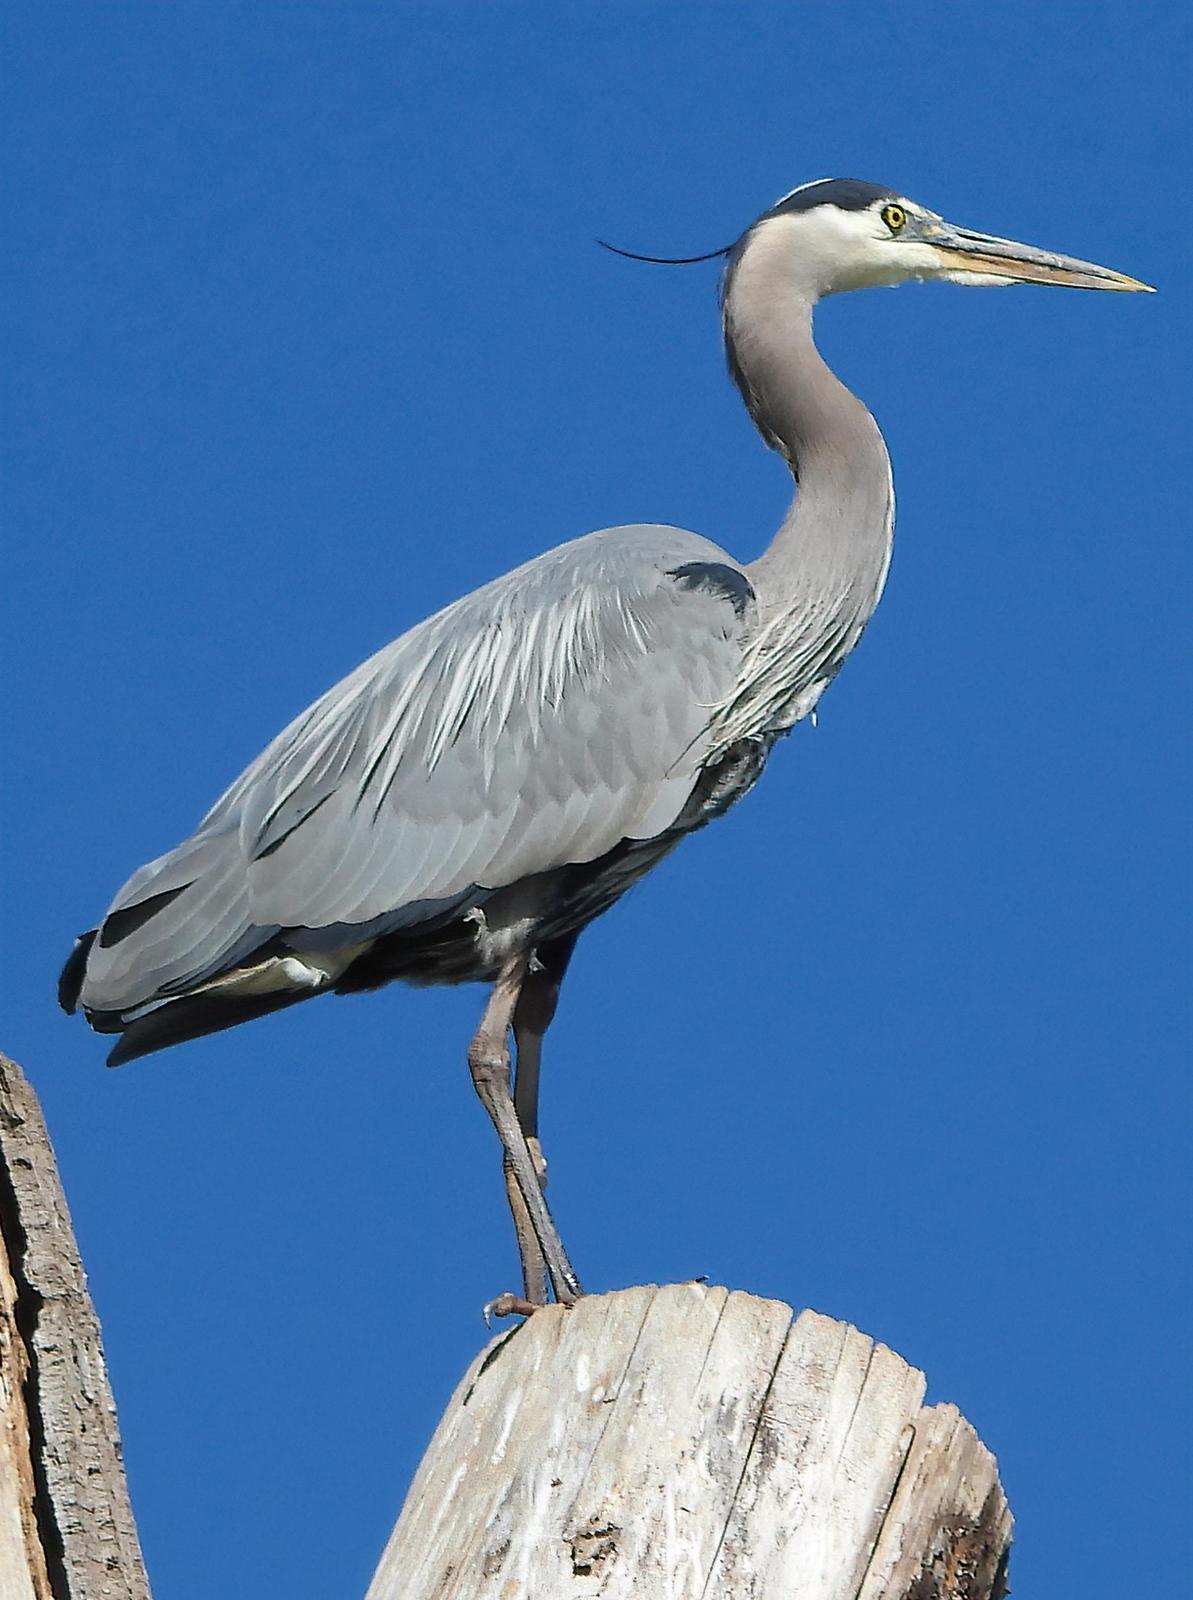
0,1050,1011,1600
0,1054,150,1600
367,1284,1011,1600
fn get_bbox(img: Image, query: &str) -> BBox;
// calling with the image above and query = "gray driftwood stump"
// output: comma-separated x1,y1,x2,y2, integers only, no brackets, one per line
368,1284,1011,1599
0,1054,149,1600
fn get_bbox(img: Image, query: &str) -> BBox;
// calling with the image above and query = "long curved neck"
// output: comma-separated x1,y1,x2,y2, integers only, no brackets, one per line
726,240,893,598
714,232,894,741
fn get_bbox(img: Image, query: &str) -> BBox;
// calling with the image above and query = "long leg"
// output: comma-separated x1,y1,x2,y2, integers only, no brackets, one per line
506,932,579,1305
500,1154,546,1308
468,954,582,1307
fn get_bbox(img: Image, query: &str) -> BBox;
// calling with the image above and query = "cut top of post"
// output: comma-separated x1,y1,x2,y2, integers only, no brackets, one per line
367,1284,1011,1600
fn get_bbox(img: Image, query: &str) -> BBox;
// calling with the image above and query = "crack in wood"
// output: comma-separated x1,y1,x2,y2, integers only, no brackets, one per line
699,1302,794,1599
0,1083,70,1598
366,1286,1012,1599
0,1055,151,1600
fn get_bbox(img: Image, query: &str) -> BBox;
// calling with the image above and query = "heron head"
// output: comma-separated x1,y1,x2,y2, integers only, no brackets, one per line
736,178,1153,298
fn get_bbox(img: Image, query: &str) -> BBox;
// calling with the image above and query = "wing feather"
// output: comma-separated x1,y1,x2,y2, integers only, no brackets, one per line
77,524,755,1017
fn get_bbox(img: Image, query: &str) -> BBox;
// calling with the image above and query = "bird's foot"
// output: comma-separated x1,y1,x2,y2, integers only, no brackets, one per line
484,1292,545,1324
482,1289,582,1324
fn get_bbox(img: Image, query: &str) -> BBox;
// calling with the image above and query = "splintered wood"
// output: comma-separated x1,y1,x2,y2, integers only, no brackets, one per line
368,1286,1011,1600
0,1055,150,1600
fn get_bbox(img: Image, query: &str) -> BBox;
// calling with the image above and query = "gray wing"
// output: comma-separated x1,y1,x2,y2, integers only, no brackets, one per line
76,524,756,1015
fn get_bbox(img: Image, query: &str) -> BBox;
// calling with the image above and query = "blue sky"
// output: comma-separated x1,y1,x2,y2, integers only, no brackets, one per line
4,4,1188,1595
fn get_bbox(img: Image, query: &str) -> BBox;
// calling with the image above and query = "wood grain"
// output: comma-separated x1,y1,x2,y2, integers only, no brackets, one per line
0,1054,150,1600
368,1285,1011,1600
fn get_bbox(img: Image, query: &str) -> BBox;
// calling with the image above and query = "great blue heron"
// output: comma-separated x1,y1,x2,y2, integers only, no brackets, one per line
60,178,1149,1314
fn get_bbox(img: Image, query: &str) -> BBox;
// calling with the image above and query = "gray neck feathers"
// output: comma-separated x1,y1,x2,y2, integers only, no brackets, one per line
712,222,895,744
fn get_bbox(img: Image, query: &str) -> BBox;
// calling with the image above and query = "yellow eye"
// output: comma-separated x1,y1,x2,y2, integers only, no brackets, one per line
882,203,907,232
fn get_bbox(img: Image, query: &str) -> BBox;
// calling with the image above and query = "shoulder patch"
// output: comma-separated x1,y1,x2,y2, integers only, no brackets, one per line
667,561,755,618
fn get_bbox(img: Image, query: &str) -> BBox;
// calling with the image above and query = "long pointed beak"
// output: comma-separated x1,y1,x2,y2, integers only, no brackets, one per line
927,221,1154,292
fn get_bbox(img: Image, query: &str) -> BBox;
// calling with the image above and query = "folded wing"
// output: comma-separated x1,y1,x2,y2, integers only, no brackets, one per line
66,524,755,1032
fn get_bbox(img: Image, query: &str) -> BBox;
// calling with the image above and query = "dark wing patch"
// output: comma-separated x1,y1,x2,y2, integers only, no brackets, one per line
667,562,755,618
98,884,192,950
58,929,98,1013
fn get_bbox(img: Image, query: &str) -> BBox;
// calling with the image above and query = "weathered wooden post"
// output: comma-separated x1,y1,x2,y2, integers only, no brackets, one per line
0,1054,150,1600
0,1049,1011,1598
367,1284,1011,1599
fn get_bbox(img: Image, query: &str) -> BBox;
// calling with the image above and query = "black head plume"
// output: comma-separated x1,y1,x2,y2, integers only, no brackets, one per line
596,238,733,266
597,180,897,269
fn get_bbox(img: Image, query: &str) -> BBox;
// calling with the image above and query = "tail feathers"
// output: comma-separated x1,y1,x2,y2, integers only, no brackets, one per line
78,827,254,1017
59,930,98,1013
102,987,315,1067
